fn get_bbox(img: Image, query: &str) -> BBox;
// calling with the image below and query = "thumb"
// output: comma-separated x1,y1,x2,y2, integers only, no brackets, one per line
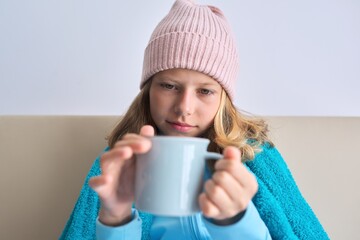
223,146,241,161
140,125,155,137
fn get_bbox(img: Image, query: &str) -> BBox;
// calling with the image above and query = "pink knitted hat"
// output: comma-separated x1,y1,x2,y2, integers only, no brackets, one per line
140,0,239,100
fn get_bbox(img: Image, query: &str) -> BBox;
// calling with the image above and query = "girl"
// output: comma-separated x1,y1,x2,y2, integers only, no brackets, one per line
61,0,329,239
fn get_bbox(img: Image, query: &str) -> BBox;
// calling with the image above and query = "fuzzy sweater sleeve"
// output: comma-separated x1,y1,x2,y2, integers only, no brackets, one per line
59,148,153,240
59,153,102,240
246,144,329,239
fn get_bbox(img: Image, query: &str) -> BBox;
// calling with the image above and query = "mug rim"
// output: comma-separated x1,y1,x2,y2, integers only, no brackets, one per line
150,136,210,143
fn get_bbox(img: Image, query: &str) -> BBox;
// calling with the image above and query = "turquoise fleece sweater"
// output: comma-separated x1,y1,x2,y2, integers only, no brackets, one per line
96,201,271,239
60,144,329,239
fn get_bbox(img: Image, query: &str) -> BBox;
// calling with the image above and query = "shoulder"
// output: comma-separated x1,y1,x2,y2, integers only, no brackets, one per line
245,142,294,183
246,142,284,167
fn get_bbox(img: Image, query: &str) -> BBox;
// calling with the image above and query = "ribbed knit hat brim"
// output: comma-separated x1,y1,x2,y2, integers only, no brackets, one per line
140,0,239,100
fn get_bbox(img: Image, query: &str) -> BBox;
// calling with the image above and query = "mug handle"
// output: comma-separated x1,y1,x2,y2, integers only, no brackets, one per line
203,152,223,180
204,152,223,160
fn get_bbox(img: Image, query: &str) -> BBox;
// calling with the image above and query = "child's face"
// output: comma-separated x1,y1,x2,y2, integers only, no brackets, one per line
149,68,222,137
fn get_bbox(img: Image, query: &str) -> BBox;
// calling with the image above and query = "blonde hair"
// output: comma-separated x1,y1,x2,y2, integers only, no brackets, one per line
108,81,272,162
211,90,273,161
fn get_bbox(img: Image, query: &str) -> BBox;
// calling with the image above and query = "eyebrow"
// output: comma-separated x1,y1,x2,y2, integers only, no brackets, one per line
154,76,217,85
153,75,221,89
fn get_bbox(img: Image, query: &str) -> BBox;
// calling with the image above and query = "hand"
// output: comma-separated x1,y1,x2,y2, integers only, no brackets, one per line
198,146,258,221
89,125,154,226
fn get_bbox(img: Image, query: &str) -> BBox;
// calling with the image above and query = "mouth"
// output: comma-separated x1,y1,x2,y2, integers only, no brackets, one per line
166,121,196,132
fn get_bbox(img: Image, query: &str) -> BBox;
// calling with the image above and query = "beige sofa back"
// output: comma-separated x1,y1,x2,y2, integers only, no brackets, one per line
0,116,359,239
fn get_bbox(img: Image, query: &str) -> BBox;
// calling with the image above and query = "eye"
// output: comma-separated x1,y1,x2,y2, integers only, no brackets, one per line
160,83,175,90
199,88,213,95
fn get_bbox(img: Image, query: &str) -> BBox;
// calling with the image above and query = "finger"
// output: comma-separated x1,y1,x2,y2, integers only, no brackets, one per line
212,171,252,213
212,170,244,202
215,159,258,194
215,158,248,183
89,175,113,199
89,175,108,191
223,146,241,162
114,135,152,154
100,146,133,174
214,146,242,177
215,147,253,182
198,192,221,218
139,125,155,137
203,179,236,217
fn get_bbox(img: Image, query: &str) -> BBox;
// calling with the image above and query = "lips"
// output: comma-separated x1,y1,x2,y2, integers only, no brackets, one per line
170,121,193,127
166,120,195,132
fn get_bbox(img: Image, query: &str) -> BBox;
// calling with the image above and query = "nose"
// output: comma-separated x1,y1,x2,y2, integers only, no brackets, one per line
174,90,194,116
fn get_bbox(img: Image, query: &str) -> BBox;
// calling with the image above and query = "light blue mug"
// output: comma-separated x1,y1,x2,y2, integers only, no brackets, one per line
135,136,222,216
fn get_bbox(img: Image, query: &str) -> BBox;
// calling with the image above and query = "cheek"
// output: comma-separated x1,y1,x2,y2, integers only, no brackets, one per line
151,94,163,109
199,102,219,121
150,91,169,118
149,90,157,118
207,100,221,122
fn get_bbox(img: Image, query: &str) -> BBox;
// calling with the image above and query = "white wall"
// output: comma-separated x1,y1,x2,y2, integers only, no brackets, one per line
0,0,359,116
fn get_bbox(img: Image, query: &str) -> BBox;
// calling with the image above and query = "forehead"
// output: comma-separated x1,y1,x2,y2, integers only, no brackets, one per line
153,69,221,87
